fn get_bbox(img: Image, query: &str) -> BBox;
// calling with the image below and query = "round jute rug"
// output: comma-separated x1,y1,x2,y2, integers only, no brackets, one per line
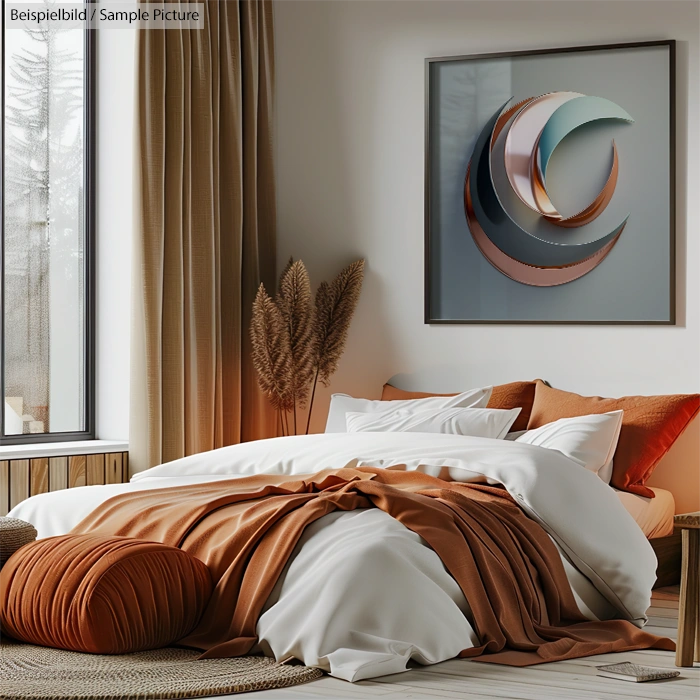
0,640,323,700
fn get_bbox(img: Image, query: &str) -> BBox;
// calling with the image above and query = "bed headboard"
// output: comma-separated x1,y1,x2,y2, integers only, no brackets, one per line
646,415,699,514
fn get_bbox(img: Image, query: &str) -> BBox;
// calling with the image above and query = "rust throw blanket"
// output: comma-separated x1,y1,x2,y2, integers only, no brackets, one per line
72,467,673,665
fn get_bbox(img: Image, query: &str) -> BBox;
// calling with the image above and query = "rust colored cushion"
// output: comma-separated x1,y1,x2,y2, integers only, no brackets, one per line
527,380,700,498
0,534,212,654
381,381,537,432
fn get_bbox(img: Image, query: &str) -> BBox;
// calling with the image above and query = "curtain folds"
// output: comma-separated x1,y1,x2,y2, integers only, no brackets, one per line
130,1,277,472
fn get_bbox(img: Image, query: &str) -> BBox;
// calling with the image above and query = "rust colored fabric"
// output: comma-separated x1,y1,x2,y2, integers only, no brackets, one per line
528,380,700,498
131,1,278,473
381,381,537,432
0,535,212,654
71,468,672,665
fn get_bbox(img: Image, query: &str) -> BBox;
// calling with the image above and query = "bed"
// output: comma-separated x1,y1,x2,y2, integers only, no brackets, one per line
4,382,696,681
376,379,696,592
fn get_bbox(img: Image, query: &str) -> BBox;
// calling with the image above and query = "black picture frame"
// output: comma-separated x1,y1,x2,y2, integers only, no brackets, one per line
424,40,676,325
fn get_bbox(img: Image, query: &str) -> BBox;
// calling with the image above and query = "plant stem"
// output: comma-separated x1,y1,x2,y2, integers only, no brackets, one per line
305,368,320,435
293,397,297,436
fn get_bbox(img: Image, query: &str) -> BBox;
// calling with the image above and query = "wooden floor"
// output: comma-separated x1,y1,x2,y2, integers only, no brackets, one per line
215,586,699,700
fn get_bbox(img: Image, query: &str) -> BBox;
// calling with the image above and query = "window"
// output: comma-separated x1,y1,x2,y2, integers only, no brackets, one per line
1,1,94,442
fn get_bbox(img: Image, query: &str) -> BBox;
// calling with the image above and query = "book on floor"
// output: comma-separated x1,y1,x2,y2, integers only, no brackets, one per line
596,662,681,683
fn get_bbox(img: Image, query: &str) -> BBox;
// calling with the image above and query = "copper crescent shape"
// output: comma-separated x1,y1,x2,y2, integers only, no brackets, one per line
531,140,620,228
465,164,625,286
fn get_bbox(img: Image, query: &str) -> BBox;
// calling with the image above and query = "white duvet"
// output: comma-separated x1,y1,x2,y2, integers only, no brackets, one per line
9,432,656,681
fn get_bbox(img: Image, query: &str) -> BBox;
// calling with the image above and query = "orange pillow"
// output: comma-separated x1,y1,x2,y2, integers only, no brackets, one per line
381,381,537,432
527,380,700,498
0,534,212,654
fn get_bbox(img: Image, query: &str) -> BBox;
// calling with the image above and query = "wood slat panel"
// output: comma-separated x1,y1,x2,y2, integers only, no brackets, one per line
123,452,129,481
68,455,86,488
9,460,30,509
104,453,123,484
86,453,105,486
49,457,68,491
30,458,49,496
0,461,9,516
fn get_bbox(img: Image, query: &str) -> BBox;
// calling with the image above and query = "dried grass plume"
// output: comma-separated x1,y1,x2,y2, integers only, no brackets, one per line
250,284,293,413
304,259,365,433
276,260,315,433
312,259,365,386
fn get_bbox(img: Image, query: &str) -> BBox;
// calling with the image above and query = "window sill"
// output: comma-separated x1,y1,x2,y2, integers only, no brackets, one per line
0,440,128,461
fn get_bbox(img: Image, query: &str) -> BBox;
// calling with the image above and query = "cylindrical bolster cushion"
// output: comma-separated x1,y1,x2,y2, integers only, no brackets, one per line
0,534,212,654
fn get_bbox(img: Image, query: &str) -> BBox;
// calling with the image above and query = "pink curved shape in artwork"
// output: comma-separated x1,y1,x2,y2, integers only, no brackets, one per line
503,92,582,215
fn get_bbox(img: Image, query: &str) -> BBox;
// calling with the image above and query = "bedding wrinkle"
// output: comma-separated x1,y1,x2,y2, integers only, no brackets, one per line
70,467,673,666
253,507,479,680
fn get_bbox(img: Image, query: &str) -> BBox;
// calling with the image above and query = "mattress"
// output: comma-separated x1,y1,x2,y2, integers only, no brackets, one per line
616,487,675,539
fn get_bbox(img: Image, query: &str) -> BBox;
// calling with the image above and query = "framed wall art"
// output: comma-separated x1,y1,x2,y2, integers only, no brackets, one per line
424,40,675,324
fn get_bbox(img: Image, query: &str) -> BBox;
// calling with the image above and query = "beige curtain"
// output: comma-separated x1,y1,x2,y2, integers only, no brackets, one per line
130,1,277,473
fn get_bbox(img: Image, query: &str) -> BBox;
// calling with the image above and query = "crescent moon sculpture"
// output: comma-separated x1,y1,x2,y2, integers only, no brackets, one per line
464,92,634,287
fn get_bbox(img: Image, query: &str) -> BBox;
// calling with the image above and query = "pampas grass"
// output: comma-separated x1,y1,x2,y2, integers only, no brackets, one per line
250,259,365,435
250,285,293,433
305,259,365,433
276,260,315,433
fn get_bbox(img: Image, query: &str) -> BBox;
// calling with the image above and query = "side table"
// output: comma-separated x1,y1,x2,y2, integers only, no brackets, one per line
674,511,699,667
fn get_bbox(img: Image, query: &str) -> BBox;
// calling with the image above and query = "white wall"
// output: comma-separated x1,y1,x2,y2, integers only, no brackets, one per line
275,0,700,432
95,25,136,440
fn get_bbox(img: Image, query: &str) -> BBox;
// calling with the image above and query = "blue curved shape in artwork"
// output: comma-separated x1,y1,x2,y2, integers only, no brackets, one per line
537,96,634,184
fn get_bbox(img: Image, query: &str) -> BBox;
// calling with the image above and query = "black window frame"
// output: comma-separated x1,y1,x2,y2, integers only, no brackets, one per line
0,4,95,444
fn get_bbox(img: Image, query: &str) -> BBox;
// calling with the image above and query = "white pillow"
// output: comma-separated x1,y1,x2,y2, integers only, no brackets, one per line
324,387,493,433
345,406,521,439
515,410,624,482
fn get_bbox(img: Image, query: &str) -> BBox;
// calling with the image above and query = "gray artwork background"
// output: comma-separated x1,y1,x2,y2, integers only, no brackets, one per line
428,45,671,322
